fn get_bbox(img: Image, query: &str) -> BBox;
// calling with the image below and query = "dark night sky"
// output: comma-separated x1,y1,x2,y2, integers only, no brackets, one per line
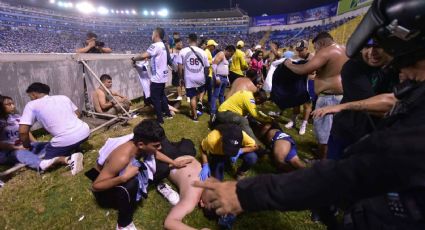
22,0,340,16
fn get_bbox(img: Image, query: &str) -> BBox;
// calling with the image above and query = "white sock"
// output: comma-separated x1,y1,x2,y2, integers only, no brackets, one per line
301,120,308,126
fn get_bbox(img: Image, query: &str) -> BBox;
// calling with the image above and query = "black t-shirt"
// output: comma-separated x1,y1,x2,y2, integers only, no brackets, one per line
331,58,399,141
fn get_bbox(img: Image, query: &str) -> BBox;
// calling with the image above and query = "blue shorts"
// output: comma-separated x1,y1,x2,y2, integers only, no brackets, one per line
271,131,298,163
186,85,205,98
44,138,88,159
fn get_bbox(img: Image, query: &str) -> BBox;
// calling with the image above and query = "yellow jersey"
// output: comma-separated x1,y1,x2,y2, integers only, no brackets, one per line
205,48,213,78
218,90,271,123
201,130,256,156
229,49,248,76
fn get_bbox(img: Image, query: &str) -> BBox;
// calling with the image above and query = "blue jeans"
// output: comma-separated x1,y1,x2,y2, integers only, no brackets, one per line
44,137,87,159
0,142,48,169
209,152,258,181
210,75,229,114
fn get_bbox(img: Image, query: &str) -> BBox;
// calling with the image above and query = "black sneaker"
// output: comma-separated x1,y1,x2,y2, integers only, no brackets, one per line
192,116,199,122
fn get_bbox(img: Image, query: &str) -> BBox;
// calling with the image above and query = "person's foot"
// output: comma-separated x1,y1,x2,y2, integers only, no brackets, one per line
218,214,236,230
268,111,281,117
310,211,321,223
285,121,295,129
197,110,203,117
39,157,61,171
116,222,137,230
192,116,199,123
299,123,307,135
176,96,182,101
157,183,180,206
164,115,173,120
197,102,205,112
236,171,247,180
68,152,84,175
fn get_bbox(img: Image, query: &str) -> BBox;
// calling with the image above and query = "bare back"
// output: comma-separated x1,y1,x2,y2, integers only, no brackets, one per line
169,156,202,192
226,78,257,99
314,44,348,95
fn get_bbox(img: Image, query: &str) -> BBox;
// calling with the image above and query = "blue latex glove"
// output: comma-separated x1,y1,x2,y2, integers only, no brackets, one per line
199,163,210,181
230,149,244,164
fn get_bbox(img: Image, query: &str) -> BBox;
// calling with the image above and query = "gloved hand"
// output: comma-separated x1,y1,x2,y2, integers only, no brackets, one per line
230,149,244,164
199,163,211,181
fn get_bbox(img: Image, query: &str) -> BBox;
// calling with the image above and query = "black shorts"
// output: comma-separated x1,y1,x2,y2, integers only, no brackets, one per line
229,72,244,84
186,85,205,98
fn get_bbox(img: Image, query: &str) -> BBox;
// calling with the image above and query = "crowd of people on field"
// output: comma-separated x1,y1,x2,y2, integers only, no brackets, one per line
2,1,425,229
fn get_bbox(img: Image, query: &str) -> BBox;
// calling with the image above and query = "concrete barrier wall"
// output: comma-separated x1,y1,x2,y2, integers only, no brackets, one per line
0,53,152,113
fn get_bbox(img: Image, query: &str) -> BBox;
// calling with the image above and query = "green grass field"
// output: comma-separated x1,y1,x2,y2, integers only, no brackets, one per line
0,100,325,230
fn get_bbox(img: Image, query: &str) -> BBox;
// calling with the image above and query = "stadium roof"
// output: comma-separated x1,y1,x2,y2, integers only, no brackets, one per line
7,0,338,16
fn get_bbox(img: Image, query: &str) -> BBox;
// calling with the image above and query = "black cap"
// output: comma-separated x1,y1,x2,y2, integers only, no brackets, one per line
295,40,309,50
217,124,243,157
347,0,425,59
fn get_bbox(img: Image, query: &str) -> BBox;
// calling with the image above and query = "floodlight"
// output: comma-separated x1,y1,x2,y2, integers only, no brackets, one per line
97,6,109,15
125,10,130,14
158,9,168,17
150,11,155,16
76,2,96,14
132,9,137,15
121,10,124,14
68,3,74,8
58,1,64,7
49,0,56,4
143,10,148,16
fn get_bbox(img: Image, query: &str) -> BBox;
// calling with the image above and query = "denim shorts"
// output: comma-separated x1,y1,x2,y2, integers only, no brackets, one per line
313,95,343,144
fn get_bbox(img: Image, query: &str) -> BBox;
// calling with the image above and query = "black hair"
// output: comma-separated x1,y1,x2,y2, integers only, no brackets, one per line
254,89,268,103
174,38,182,44
100,74,112,82
312,32,334,44
252,50,263,60
132,119,165,144
225,45,236,52
0,95,13,119
154,27,165,40
188,33,198,43
86,32,98,39
271,41,280,48
26,82,50,94
246,69,258,80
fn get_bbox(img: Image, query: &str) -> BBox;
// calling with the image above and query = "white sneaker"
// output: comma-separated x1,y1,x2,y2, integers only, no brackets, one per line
68,152,84,175
268,111,280,117
285,121,294,129
299,123,307,135
39,157,61,171
176,96,182,101
157,183,180,205
117,222,137,230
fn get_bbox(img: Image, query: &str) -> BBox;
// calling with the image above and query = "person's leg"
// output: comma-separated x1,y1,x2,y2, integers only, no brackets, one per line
299,102,312,135
190,94,198,119
218,76,229,104
285,106,300,129
210,78,223,114
150,82,165,123
237,152,258,174
209,155,225,181
160,83,172,117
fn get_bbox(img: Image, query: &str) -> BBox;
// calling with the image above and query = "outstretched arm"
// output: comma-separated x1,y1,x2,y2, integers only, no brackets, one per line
284,50,328,75
312,93,396,118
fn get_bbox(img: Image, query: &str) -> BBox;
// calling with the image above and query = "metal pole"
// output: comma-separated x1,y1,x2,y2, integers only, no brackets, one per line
80,60,132,118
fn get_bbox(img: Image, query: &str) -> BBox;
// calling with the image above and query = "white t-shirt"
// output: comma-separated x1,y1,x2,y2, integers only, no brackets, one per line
19,95,90,147
177,46,209,88
147,42,169,83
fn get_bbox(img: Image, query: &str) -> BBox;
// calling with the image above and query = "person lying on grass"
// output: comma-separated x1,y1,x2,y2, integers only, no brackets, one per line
249,119,306,172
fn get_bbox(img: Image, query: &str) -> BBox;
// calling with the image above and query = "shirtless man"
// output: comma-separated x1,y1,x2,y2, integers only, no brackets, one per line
164,155,205,230
226,70,261,100
284,32,348,159
285,40,316,135
93,74,131,115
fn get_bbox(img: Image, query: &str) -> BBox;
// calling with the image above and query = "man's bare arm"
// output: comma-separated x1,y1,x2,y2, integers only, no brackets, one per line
18,125,31,149
97,90,114,110
92,157,136,191
133,52,151,62
284,51,328,75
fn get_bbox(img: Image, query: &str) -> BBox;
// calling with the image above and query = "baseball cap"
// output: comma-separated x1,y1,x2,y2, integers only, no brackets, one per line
255,45,262,50
295,40,309,51
217,124,243,157
207,40,218,47
237,40,245,48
